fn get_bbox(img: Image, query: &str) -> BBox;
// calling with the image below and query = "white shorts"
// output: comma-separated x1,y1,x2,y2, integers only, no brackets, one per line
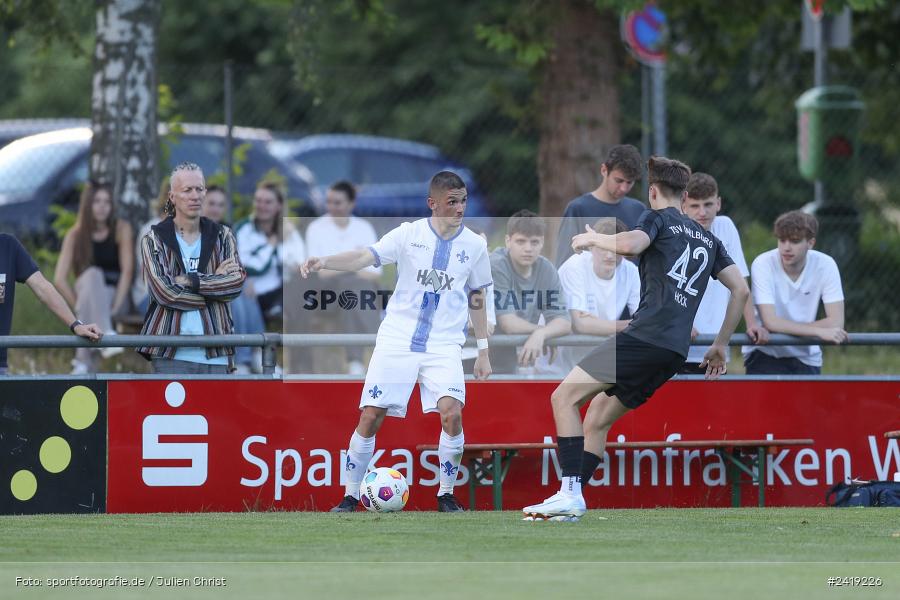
360,345,465,418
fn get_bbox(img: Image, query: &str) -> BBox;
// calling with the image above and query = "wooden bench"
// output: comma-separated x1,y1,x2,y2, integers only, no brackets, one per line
113,312,145,334
416,439,815,511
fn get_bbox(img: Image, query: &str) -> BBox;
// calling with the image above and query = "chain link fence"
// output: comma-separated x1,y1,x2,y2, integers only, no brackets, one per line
0,56,897,375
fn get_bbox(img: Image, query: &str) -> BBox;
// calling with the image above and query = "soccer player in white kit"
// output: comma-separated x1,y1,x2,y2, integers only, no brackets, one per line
299,171,493,512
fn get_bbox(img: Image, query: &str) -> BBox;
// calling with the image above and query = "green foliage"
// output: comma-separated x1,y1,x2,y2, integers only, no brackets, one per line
736,220,774,266
289,0,539,214
0,0,92,53
473,20,548,68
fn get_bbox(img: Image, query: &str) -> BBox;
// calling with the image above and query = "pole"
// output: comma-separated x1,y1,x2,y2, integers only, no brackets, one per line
813,13,826,206
652,63,667,156
641,64,651,199
224,60,234,224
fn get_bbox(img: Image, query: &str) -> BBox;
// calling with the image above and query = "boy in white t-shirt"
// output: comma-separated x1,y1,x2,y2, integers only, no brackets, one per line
300,171,493,513
680,173,769,373
743,210,847,374
556,218,640,375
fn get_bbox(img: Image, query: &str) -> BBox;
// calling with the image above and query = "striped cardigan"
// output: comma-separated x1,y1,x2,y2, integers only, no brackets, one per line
137,216,245,360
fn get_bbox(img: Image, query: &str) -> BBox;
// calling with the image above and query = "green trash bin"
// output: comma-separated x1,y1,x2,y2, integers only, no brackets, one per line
796,86,864,190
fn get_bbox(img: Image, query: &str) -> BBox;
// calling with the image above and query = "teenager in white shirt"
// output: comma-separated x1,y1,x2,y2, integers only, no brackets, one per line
680,173,769,374
743,210,847,374
556,218,640,375
300,171,492,513
304,181,381,374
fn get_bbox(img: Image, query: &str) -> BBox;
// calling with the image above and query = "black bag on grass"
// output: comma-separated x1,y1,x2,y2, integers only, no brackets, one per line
826,480,900,507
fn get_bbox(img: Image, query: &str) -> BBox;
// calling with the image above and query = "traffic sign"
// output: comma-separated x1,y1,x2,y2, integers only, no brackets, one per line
621,3,667,66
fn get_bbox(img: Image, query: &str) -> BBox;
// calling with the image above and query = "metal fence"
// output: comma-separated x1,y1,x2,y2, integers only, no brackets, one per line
1,58,898,334
1,333,898,378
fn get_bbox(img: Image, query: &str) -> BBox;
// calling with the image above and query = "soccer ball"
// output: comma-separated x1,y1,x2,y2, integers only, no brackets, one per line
359,467,409,513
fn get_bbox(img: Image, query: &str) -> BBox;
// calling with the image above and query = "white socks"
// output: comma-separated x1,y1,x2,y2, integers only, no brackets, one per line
437,430,465,496
560,476,582,496
344,430,376,500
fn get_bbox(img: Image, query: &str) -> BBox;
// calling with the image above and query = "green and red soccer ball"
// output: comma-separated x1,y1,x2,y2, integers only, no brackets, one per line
360,467,410,512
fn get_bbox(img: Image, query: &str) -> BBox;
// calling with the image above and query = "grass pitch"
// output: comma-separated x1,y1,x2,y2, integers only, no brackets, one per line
2,508,898,599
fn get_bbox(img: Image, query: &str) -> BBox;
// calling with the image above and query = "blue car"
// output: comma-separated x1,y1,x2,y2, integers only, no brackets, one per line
268,134,492,219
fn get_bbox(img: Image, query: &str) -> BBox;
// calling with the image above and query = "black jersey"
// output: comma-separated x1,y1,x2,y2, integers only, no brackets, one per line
623,207,734,357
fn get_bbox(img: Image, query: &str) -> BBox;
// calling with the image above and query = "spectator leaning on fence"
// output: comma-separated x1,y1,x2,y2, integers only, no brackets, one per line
491,209,571,374
555,218,640,375
303,180,381,375
742,210,847,375
555,144,646,267
53,181,134,374
680,173,769,374
137,162,245,375
0,233,102,376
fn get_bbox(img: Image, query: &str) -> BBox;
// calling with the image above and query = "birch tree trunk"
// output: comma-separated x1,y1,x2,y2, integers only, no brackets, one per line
537,1,621,257
90,0,161,229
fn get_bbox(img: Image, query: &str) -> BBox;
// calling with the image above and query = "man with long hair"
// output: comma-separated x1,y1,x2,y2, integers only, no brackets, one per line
136,163,245,374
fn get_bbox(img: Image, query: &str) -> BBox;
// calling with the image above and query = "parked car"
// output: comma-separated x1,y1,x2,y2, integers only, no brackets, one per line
267,134,492,219
0,118,89,149
0,124,316,242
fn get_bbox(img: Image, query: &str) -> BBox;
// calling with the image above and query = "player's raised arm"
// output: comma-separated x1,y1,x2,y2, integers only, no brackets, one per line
700,263,750,379
299,248,376,279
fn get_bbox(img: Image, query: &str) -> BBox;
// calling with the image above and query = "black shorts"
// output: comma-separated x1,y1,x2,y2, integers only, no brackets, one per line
677,362,707,375
577,333,685,410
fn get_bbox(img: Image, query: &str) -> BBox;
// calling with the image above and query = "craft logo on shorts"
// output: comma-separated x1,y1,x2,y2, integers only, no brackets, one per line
0,273,6,303
141,382,208,487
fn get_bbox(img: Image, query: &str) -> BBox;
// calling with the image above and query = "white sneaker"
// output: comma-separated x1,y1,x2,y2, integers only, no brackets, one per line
70,360,91,375
99,331,123,359
100,346,124,359
522,492,586,518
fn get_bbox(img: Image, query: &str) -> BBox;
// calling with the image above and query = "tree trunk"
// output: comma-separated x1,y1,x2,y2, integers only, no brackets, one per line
90,0,161,230
537,1,620,259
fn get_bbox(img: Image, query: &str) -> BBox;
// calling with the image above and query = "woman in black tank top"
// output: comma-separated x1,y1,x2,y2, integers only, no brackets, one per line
53,182,134,373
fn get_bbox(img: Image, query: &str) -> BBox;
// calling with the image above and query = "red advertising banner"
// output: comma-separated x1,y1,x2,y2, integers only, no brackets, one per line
107,380,900,513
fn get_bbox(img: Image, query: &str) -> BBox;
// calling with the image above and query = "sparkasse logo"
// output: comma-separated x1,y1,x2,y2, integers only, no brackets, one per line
141,382,208,487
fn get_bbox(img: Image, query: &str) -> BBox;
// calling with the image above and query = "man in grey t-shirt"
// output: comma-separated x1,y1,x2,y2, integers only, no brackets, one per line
555,144,645,266
491,210,571,373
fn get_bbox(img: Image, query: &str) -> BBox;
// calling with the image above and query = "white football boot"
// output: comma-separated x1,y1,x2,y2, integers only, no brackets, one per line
522,492,586,519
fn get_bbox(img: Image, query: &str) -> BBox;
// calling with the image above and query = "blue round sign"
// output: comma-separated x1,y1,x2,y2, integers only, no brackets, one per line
621,4,668,66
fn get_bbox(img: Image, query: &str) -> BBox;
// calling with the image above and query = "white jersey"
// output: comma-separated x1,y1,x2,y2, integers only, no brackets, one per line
742,248,843,367
368,219,492,352
687,216,750,363
552,252,640,374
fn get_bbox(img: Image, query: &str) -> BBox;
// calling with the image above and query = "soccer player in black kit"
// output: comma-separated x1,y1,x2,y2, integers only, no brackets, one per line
523,157,750,520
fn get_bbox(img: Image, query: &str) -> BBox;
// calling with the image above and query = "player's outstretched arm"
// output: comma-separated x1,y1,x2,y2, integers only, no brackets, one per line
571,225,651,257
299,248,376,279
25,271,102,341
701,264,749,380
